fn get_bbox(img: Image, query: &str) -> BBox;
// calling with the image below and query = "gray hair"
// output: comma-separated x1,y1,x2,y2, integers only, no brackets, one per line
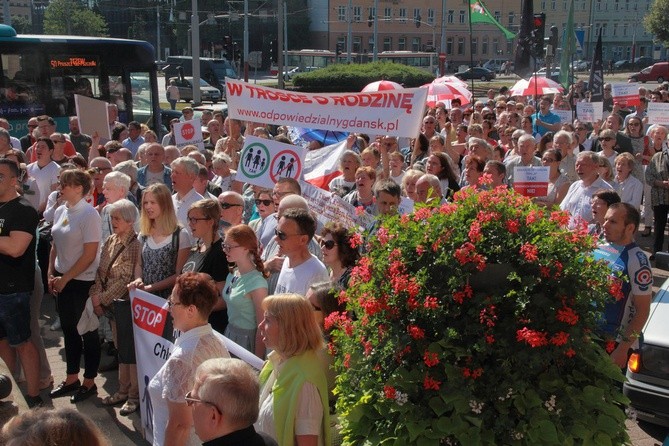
517,133,536,147
212,153,232,167
113,160,138,183
553,130,574,145
171,156,200,177
107,198,139,225
103,171,131,193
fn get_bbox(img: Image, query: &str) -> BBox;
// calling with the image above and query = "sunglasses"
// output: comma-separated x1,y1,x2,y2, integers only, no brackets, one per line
219,202,242,210
274,229,304,241
184,391,221,414
628,122,641,127
255,199,273,206
320,239,337,250
575,127,586,131
598,137,614,142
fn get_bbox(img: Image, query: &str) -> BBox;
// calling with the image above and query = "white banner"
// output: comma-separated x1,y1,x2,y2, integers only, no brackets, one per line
130,289,263,443
576,102,603,123
647,102,669,126
173,120,204,151
611,83,640,108
236,136,307,189
225,78,428,138
300,180,358,229
553,109,573,124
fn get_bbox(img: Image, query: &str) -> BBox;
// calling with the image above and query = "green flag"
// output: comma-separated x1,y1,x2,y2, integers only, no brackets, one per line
469,0,516,40
559,0,577,87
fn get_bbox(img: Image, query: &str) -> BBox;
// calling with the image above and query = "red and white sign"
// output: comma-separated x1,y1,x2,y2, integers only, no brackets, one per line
611,83,641,108
236,136,307,189
513,166,550,197
225,78,428,138
173,120,204,151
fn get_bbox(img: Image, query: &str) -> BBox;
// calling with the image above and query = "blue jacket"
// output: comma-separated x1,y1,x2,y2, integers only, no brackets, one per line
137,165,172,191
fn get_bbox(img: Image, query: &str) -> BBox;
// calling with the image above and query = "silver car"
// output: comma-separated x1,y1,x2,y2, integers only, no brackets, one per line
169,76,221,103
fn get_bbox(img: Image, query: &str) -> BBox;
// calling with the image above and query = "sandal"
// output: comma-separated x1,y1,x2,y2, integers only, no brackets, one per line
102,392,127,406
120,400,139,415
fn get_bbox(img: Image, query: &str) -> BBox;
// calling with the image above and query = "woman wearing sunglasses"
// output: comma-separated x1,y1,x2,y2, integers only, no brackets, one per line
249,189,276,235
221,224,268,358
320,222,360,289
597,129,619,169
182,199,229,334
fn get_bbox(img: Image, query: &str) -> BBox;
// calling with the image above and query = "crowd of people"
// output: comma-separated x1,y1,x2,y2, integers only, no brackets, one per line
0,77,662,444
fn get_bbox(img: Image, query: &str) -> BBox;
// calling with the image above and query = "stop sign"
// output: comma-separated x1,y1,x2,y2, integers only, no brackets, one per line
181,123,195,140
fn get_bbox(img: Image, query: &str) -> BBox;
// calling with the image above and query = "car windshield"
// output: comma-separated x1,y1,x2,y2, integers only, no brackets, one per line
198,78,212,87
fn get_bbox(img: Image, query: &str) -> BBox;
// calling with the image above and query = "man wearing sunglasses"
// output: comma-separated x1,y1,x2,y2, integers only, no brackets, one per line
256,178,301,249
591,113,633,155
218,191,244,228
274,207,328,297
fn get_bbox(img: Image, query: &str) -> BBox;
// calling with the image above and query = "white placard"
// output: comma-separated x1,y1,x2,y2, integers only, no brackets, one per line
647,102,669,126
300,180,359,229
576,102,603,122
611,83,641,107
236,136,307,189
513,166,550,197
74,94,112,140
173,120,204,151
553,109,573,124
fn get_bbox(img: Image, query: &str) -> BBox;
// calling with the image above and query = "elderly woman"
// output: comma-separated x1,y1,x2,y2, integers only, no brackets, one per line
221,224,268,357
211,153,236,193
535,148,570,207
256,294,330,446
90,199,141,415
462,155,486,188
48,169,102,403
320,222,361,289
148,272,230,446
343,166,376,214
646,124,669,259
328,150,362,197
598,129,619,168
99,171,131,242
614,152,643,210
401,168,423,202
249,188,276,234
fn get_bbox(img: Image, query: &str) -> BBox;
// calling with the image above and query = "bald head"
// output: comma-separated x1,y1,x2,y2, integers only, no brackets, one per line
277,195,309,218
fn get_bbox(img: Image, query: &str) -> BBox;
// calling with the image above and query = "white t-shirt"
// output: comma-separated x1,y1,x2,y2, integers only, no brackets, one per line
51,198,102,281
27,161,60,206
173,188,203,245
275,254,329,297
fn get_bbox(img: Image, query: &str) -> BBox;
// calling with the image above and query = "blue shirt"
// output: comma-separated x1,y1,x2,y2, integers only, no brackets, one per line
532,110,561,137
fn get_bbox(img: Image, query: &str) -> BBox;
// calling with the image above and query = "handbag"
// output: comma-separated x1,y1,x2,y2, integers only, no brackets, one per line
113,299,136,364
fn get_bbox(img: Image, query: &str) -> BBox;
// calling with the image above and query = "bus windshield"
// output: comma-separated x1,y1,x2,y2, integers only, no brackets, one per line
0,25,160,138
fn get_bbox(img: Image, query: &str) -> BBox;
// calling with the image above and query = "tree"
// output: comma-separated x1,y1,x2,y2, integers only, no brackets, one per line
44,0,109,37
10,16,31,34
645,0,669,47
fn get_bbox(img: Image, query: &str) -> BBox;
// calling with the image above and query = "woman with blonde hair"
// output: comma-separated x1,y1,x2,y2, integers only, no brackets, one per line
182,198,229,334
128,183,190,299
221,224,268,357
257,294,330,446
401,168,423,201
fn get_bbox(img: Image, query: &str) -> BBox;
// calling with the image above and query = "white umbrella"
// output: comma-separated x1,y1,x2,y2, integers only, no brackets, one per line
361,80,403,92
509,77,565,97
420,82,473,107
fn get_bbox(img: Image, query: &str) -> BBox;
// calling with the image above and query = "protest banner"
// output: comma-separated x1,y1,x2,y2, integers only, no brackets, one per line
576,102,603,123
236,135,307,189
513,166,550,197
300,180,358,229
130,289,262,443
173,120,204,151
611,83,641,108
303,141,347,190
226,78,428,138
74,94,111,140
553,109,572,124
647,102,669,126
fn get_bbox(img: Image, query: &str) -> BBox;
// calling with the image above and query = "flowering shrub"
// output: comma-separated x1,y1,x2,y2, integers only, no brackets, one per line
328,184,629,445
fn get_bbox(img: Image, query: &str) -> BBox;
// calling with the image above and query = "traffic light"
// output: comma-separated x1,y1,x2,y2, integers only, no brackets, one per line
368,14,373,28
224,35,232,58
548,26,559,56
269,40,276,61
532,13,546,58
336,43,342,58
415,14,421,28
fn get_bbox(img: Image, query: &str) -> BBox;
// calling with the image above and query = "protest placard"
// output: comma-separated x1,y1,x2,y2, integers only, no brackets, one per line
173,120,204,151
236,136,307,189
647,102,669,126
226,78,428,138
513,166,550,197
611,83,640,108
553,109,572,124
74,94,111,140
576,102,603,122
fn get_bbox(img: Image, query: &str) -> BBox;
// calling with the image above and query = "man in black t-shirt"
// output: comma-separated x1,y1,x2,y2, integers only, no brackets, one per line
0,158,42,407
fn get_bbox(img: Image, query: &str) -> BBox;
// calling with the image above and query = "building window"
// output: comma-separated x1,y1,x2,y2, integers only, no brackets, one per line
596,0,601,11
353,6,361,22
413,8,420,22
622,23,628,37
412,37,421,52
353,36,361,52
601,23,607,36
542,1,546,9
482,37,488,55
614,0,619,10
494,11,501,22
427,8,435,25
337,37,346,51
471,37,478,55
446,37,453,54
612,23,617,37
506,40,513,54
384,7,391,21
369,6,376,22
508,12,514,27
399,8,407,23
551,1,556,10
448,10,454,24
459,10,465,24
398,37,406,51
368,37,374,53
383,37,392,51
493,38,499,55
337,6,346,22
457,37,465,55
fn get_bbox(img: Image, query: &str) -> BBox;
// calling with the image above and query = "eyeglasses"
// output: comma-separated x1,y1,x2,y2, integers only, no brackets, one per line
598,137,614,142
272,190,291,198
274,229,305,241
27,125,37,129
320,239,337,250
92,166,112,174
604,88,612,92
185,391,221,414
222,243,241,251
219,202,242,210
628,122,641,127
167,299,185,308
575,127,586,131
255,199,273,206
106,147,120,154
187,216,210,224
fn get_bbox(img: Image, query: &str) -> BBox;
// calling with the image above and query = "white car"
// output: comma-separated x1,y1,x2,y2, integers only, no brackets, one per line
283,66,319,81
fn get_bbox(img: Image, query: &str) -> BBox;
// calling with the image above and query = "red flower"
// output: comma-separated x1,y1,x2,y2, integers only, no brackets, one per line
383,385,397,399
423,296,439,309
423,374,441,390
539,266,551,277
349,232,363,249
556,306,579,326
407,325,425,339
438,202,458,215
525,209,543,225
416,244,426,255
478,172,493,186
520,243,539,262
608,277,625,301
350,257,372,283
343,353,351,368
376,227,389,246
468,220,482,243
414,207,432,221
485,334,495,344
462,367,482,379
550,331,569,346
506,219,520,233
423,351,439,367
516,327,548,347
549,210,570,227
605,340,617,354
363,340,373,356
453,284,473,304
564,348,576,358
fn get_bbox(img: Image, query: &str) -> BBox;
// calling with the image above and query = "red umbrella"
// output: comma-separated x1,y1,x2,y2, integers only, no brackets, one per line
433,75,468,88
361,80,403,92
509,76,564,97
420,82,472,107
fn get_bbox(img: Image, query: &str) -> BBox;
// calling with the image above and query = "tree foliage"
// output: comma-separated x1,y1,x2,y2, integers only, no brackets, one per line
44,0,109,37
644,0,669,46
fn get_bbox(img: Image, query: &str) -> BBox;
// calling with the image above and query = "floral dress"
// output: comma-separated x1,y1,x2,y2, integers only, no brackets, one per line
140,228,188,299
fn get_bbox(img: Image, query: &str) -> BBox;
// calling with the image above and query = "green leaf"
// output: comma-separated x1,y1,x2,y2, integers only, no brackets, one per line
596,414,619,435
536,419,559,443
429,396,448,416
